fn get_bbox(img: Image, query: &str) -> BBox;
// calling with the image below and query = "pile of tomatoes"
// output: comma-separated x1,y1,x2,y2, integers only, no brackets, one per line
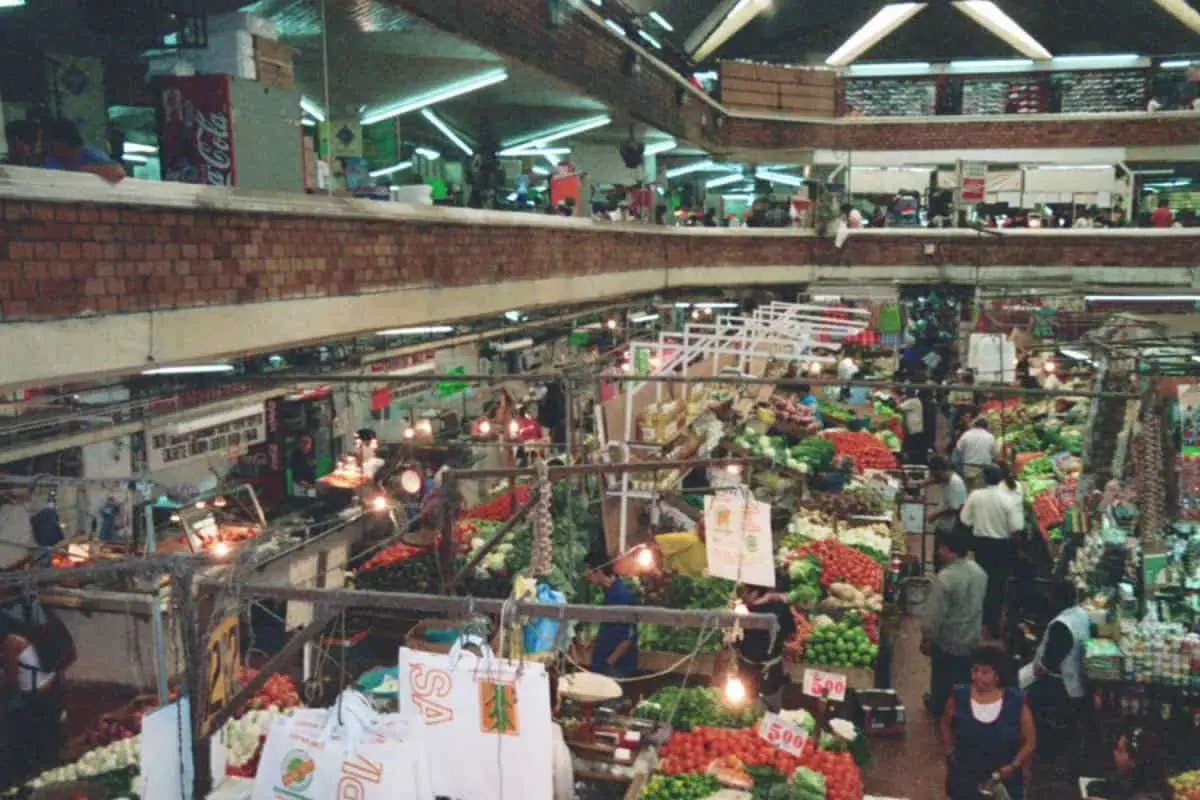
658,726,864,800
822,430,897,471
359,541,427,572
794,539,883,594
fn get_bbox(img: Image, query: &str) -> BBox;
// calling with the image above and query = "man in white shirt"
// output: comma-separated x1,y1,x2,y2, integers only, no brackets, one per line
898,391,926,465
955,417,996,490
961,465,1024,637
837,355,859,401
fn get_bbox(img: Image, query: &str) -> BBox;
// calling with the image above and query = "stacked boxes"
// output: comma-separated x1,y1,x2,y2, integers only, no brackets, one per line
718,61,836,117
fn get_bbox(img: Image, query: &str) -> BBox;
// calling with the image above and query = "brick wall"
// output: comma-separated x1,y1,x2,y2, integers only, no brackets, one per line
1,197,1198,323
393,0,1200,153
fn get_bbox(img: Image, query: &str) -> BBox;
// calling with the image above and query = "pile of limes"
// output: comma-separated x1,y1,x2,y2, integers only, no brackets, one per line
640,773,720,800
803,621,878,668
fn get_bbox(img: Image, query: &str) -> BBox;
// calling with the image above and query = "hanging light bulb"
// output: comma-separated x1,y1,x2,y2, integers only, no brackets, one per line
726,463,742,476
478,418,492,436
508,419,520,439
169,513,181,523
808,361,823,376
723,673,747,705
371,494,390,512
606,319,618,330
691,309,701,320
211,541,232,558
213,496,227,508
1043,359,1057,374
733,601,749,616
636,545,655,569
403,425,416,440
194,500,207,510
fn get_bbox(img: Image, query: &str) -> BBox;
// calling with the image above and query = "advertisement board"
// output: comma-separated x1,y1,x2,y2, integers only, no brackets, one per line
156,74,237,186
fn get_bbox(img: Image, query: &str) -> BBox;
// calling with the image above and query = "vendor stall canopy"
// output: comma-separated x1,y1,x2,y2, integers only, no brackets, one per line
618,0,1200,63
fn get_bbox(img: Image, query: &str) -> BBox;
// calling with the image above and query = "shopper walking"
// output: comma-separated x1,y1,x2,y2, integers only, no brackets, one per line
1083,727,1170,800
962,466,1024,638
1024,581,1091,764
927,457,968,538
941,646,1036,800
583,554,639,678
955,417,996,490
921,533,987,717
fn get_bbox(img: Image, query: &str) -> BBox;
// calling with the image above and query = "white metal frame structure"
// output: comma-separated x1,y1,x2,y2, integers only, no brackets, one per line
604,302,871,549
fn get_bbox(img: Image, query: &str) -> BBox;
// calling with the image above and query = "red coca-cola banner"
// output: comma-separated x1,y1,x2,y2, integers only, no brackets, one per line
156,75,237,187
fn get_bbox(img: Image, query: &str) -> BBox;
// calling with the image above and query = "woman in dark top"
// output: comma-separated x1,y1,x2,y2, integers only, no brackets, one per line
733,583,796,712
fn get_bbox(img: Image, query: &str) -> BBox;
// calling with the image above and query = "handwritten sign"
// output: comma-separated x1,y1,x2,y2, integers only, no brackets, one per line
703,493,775,587
756,712,809,756
802,668,848,702
202,612,240,735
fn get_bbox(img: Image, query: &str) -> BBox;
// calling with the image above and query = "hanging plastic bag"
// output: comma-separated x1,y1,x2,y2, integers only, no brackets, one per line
523,582,566,654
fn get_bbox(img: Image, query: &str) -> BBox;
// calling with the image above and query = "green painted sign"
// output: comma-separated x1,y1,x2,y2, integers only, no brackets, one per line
437,366,469,398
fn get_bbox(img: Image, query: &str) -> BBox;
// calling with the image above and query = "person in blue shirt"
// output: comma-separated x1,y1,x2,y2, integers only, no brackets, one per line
41,119,125,183
795,383,823,427
584,555,638,677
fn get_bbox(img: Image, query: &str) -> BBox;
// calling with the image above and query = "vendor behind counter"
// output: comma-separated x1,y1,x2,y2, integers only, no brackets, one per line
734,581,796,713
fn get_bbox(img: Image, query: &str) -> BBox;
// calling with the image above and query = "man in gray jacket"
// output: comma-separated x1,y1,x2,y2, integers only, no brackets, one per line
921,532,987,716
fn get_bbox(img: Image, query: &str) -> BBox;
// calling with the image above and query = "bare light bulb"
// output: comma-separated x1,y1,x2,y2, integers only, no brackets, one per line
733,601,749,616
508,420,520,438
726,463,742,476
211,541,231,558
606,319,618,330
479,419,492,436
808,362,822,376
636,546,654,569
1043,360,1057,374
691,310,701,320
403,426,416,440
371,495,389,512
213,496,227,508
723,674,747,705
195,501,207,510
170,513,181,523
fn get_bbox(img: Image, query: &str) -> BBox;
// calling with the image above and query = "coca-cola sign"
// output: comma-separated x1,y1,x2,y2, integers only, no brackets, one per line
156,75,237,187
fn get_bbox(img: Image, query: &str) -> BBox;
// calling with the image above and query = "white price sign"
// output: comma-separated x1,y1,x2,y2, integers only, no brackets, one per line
756,712,809,756
802,668,848,702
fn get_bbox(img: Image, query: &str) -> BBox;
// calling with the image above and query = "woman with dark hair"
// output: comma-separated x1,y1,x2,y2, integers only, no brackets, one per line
941,646,1036,800
1084,727,1169,800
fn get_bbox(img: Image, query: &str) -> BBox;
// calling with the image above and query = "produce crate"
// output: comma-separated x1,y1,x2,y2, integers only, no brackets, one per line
253,35,294,89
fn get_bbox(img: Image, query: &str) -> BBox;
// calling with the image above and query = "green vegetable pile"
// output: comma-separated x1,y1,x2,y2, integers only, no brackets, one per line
639,575,734,653
1003,426,1042,455
789,766,827,800
356,551,441,594
804,618,878,668
633,686,761,729
1019,455,1055,480
787,556,822,608
790,438,835,473
817,400,852,426
874,430,901,451
640,773,721,800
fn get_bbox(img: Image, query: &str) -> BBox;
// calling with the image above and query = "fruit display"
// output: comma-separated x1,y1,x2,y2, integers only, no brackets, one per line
822,430,897,471
459,484,533,521
633,686,761,729
238,668,302,711
1170,769,1200,799
768,395,820,427
788,539,883,594
640,773,721,800
804,618,879,669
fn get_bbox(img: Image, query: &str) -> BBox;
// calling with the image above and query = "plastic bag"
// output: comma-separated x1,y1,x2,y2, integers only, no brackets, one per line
522,582,566,653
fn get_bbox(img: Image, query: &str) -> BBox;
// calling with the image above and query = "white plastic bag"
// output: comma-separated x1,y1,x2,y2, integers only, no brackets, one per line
398,639,554,800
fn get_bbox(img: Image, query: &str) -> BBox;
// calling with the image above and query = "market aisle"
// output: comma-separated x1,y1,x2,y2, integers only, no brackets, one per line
863,614,945,799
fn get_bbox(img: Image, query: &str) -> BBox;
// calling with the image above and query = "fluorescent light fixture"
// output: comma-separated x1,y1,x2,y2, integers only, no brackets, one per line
1051,54,1140,67
498,115,611,155
649,10,674,30
692,0,773,63
1058,348,1093,363
124,142,158,154
1145,178,1193,188
0,1,28,6
666,160,738,178
508,146,572,156
1153,0,1200,35
604,18,626,36
947,58,1034,73
847,61,933,77
722,193,754,201
695,302,739,309
495,338,534,352
756,169,806,187
630,313,661,323
368,161,413,178
421,109,473,156
414,147,440,160
638,29,664,48
826,3,926,66
387,362,437,376
123,154,149,163
300,96,326,122
954,1,1051,60
532,165,551,176
645,139,677,156
142,363,235,375
301,118,317,127
1162,59,1193,68
376,326,455,335
694,70,719,82
707,173,744,189
360,69,508,126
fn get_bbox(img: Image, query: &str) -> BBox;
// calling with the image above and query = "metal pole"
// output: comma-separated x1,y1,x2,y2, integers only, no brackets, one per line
438,473,460,594
143,487,170,704
451,488,540,586
450,456,768,483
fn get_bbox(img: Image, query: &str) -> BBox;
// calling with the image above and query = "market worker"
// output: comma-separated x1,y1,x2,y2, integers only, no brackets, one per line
3,120,40,167
794,383,822,426
898,388,926,465
733,582,796,712
921,532,987,717
41,118,125,182
583,553,639,678
836,354,859,401
1023,581,1091,765
961,466,1023,638
954,417,996,490
0,596,66,787
940,646,1036,800
289,434,317,494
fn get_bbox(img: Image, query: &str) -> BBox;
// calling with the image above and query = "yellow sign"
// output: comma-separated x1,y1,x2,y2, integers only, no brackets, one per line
203,612,240,734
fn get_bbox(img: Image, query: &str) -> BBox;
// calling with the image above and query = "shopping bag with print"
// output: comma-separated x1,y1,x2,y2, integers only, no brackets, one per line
251,690,435,800
398,637,554,800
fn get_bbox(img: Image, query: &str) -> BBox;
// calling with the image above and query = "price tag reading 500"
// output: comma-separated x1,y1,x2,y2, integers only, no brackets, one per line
802,668,848,702
756,712,809,756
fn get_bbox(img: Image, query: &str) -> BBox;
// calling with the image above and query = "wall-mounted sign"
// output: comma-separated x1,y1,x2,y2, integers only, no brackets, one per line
146,404,266,471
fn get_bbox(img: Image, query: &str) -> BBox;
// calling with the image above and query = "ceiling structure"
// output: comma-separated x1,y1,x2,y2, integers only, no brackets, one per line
621,0,1200,64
